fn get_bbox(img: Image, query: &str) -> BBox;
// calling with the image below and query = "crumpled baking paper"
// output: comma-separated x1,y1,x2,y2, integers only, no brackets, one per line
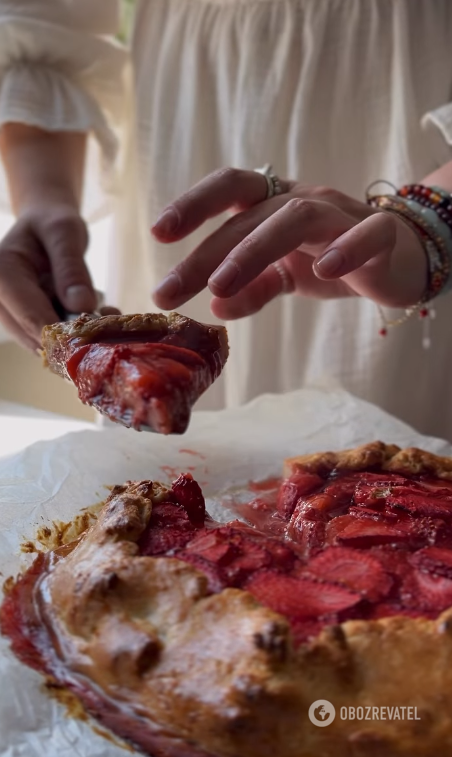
1,386,451,756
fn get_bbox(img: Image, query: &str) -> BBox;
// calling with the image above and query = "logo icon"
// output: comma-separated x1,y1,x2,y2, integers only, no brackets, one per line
308,700,336,727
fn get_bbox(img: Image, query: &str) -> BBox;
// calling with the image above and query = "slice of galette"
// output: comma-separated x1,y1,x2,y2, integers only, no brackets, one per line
41,312,229,434
4,442,452,757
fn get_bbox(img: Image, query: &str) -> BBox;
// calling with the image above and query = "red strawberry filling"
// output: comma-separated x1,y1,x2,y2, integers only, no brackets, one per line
5,468,452,664
67,341,216,434
137,469,452,644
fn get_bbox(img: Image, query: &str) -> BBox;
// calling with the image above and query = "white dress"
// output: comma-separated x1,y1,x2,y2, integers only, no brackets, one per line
1,0,452,438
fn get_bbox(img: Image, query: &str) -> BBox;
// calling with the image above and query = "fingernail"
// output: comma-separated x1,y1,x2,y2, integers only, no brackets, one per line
152,207,180,237
315,248,344,277
209,261,240,292
153,272,181,300
65,285,96,312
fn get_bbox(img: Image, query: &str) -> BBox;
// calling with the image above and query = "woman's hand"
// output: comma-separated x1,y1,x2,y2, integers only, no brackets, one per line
0,204,96,350
151,168,428,320
0,124,121,351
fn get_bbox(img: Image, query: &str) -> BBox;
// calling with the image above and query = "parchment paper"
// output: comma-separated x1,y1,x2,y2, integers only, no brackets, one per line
1,386,451,756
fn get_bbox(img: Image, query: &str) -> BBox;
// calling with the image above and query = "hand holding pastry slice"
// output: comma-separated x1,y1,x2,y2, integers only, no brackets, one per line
41,312,229,434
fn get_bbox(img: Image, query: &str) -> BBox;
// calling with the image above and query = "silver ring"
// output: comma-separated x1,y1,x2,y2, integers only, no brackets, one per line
272,261,294,295
254,163,283,200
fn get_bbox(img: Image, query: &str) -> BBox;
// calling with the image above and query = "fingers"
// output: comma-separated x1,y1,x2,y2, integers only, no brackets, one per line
324,211,426,306
152,194,289,309
0,301,41,351
313,212,397,280
151,167,291,242
311,212,428,307
152,181,411,316
208,198,352,298
39,212,96,313
210,264,292,320
0,250,59,344
99,305,122,316
0,209,93,349
210,253,350,319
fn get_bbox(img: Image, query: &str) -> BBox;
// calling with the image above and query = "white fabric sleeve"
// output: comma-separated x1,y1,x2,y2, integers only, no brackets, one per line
0,0,130,220
421,103,452,169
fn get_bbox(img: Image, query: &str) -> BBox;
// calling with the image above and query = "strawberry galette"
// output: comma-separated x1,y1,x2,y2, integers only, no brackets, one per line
41,312,229,434
4,442,452,756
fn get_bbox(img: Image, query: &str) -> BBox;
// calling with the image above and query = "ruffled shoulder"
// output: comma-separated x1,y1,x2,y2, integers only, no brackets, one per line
0,3,131,220
422,102,452,168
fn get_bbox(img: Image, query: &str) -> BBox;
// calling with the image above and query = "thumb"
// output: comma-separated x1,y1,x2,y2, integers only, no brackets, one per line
39,212,97,313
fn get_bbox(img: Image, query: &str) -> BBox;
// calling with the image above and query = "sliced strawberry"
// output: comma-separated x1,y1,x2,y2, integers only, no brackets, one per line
306,547,392,602
353,484,388,510
371,546,412,581
417,478,452,495
185,531,222,551
187,525,283,581
348,506,398,522
148,502,193,528
171,473,206,525
409,546,452,579
402,569,452,612
387,487,452,519
218,520,257,536
67,343,111,391
185,531,235,565
325,515,356,544
264,541,296,572
337,519,410,548
175,551,225,592
290,493,337,524
138,502,196,556
277,472,323,519
322,478,357,507
286,518,326,557
404,516,450,549
246,571,360,619
351,473,405,505
353,472,408,486
227,543,270,573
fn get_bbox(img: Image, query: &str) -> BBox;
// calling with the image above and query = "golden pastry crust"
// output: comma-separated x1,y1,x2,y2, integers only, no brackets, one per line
41,311,229,381
5,443,452,757
33,482,302,757
284,440,452,480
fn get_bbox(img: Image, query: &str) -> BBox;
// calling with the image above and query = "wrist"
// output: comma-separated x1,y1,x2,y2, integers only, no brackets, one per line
15,189,81,219
392,214,428,305
0,123,86,217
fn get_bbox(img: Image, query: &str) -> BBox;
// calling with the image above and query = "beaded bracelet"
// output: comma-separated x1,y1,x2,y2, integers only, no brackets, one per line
367,194,451,299
366,184,452,348
399,184,452,229
396,187,452,294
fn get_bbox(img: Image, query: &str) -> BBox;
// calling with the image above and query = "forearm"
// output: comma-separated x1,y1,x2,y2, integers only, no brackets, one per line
422,159,452,193
0,123,87,215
